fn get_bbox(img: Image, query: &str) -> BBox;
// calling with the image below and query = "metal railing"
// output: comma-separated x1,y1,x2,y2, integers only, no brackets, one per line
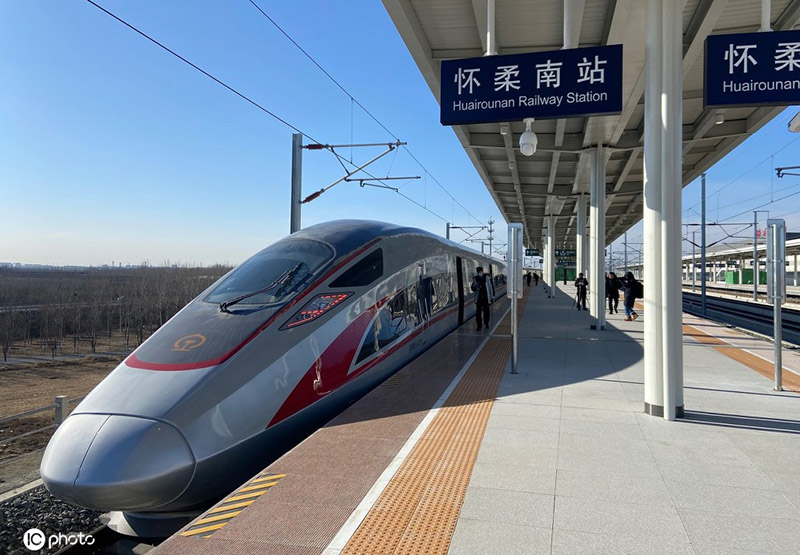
0,395,85,445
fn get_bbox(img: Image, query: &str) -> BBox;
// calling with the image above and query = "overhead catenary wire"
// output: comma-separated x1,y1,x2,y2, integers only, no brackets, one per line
718,187,800,223
83,0,320,144
691,180,800,215
245,0,483,226
83,0,467,229
683,117,800,215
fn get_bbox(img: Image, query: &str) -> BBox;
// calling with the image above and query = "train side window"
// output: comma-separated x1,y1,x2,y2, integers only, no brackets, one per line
356,292,409,363
330,248,383,288
405,284,420,326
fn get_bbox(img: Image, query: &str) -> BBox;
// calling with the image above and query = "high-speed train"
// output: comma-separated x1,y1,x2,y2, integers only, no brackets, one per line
41,220,506,521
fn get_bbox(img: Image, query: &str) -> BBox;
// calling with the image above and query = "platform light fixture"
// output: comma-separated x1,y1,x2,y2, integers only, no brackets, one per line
519,117,537,156
500,124,510,136
714,112,725,125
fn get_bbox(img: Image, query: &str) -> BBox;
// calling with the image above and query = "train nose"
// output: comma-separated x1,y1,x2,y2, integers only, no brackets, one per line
41,414,195,512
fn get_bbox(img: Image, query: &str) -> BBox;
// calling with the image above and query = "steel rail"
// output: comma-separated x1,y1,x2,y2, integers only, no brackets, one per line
683,291,800,346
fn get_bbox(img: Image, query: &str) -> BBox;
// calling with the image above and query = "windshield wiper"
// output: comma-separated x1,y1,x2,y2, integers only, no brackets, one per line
219,263,302,312
273,262,307,298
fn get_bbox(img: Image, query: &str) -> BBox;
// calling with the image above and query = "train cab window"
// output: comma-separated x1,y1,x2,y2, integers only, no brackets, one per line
330,248,383,288
356,291,408,363
204,239,333,306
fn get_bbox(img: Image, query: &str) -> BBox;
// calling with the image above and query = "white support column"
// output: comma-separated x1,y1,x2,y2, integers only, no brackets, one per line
661,0,684,421
563,0,586,49
589,144,606,329
485,0,498,55
794,253,798,286
547,216,555,298
643,0,664,417
761,0,772,32
576,193,587,276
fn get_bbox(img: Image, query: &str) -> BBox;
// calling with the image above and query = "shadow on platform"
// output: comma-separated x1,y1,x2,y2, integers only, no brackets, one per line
681,410,800,435
329,282,645,429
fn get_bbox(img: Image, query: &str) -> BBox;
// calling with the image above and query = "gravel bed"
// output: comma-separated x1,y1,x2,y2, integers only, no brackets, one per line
0,486,101,554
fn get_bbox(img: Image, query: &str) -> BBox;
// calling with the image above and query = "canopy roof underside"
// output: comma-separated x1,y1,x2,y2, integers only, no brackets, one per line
383,0,800,248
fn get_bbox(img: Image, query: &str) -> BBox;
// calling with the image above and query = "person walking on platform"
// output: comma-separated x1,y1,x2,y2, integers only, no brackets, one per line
622,271,640,321
606,272,622,314
533,272,539,286
526,272,532,287
574,272,588,311
471,266,493,331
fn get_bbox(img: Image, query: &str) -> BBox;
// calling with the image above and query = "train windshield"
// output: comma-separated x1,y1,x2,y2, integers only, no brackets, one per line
205,239,333,306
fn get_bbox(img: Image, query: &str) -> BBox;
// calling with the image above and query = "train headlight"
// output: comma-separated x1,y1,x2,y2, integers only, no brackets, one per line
283,293,351,329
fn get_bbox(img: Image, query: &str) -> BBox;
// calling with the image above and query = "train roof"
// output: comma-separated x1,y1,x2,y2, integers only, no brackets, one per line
283,220,504,267
287,220,444,256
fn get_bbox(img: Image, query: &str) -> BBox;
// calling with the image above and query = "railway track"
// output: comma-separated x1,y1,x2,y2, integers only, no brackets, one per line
682,291,800,346
682,283,800,304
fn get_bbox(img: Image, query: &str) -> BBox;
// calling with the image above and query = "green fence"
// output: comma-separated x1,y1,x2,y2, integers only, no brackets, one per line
740,269,767,285
555,267,577,282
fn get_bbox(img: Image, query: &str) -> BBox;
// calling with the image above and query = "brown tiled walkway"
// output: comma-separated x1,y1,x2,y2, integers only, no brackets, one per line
154,296,515,555
341,294,528,554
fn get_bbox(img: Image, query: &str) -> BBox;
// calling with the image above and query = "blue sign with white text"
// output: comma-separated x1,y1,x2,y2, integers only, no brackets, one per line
705,30,800,107
440,45,623,126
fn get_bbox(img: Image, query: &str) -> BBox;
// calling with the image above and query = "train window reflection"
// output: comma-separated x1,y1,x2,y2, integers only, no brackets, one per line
330,248,383,288
356,291,409,363
204,240,333,305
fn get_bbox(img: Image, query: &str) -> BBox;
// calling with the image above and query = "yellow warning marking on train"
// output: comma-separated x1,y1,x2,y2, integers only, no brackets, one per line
193,510,243,526
206,500,255,514
180,522,227,537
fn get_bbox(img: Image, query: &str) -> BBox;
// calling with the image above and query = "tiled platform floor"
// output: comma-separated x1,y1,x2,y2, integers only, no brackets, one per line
450,282,800,555
156,279,800,555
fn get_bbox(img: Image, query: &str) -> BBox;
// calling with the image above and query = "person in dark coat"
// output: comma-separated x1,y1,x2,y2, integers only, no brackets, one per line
622,271,639,321
471,266,493,331
606,272,622,314
533,272,539,286
526,272,532,287
574,272,588,310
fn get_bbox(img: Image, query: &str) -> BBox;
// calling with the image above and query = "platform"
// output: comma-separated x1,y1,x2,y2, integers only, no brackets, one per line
155,281,800,555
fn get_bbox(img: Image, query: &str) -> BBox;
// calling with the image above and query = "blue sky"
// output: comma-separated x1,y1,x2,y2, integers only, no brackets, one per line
611,109,800,267
1,1,799,267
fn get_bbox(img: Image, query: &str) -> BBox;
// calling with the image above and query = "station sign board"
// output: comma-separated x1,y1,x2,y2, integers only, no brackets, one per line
555,249,576,257
440,45,623,125
525,248,540,256
705,29,800,108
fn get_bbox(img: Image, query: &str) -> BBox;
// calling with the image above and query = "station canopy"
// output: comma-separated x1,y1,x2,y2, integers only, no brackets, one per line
382,0,800,249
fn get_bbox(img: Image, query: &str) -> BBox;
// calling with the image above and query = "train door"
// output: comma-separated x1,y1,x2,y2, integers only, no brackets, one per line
456,256,464,325
417,260,433,347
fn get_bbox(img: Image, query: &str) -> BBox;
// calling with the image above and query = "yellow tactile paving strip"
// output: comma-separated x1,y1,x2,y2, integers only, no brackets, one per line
341,292,528,555
683,324,800,393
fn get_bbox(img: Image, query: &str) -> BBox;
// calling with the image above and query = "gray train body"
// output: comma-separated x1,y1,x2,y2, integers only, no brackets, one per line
41,220,506,517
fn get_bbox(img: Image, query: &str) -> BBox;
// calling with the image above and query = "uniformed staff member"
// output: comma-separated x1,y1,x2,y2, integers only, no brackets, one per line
471,266,493,331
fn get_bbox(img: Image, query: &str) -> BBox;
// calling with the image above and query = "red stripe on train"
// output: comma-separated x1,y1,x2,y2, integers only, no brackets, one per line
267,304,459,427
124,240,381,371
